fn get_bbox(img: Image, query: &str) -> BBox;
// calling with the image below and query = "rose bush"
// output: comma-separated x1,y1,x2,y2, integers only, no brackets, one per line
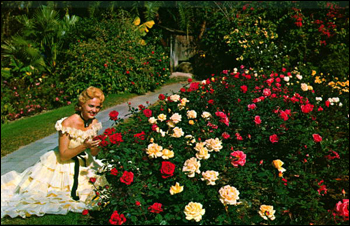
83,66,348,225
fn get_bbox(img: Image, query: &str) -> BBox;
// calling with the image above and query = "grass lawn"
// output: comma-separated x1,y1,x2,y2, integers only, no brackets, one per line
1,212,83,225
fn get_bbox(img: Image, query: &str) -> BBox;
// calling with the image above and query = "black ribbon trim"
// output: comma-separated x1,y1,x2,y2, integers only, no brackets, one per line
71,152,87,201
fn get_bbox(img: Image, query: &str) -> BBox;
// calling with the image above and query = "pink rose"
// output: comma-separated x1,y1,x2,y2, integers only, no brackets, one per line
335,199,349,221
270,134,279,143
230,150,246,167
263,88,271,96
248,104,257,111
312,134,322,143
254,115,262,125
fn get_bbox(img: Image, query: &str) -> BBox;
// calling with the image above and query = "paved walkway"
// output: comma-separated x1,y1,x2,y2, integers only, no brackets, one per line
1,82,188,176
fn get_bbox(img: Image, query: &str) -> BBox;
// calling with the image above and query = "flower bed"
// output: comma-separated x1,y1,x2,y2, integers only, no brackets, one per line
86,66,348,225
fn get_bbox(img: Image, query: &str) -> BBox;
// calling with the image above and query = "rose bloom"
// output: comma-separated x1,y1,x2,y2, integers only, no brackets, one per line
201,170,219,185
219,185,240,206
120,171,134,185
184,202,206,222
272,159,286,173
146,143,163,158
263,88,271,96
196,146,210,160
183,157,201,177
335,199,349,221
167,120,176,128
143,109,152,117
258,205,276,221
162,148,174,159
160,161,176,179
170,113,182,124
148,116,157,124
109,110,119,121
201,111,212,119
157,113,167,122
148,203,163,213
230,150,247,167
301,83,309,91
109,210,126,225
172,127,184,138
205,138,223,152
187,110,197,119
170,182,184,195
312,134,322,143
254,115,262,125
169,94,181,102
269,134,279,143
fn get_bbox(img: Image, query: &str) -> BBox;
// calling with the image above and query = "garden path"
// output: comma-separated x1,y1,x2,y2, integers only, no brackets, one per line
1,81,188,176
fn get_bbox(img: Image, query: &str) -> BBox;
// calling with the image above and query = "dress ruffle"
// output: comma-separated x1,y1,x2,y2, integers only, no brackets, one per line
1,118,108,219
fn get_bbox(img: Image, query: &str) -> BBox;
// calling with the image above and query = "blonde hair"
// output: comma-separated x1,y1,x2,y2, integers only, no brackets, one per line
75,86,105,111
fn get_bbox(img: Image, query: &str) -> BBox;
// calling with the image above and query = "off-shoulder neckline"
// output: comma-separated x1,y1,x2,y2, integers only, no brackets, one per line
57,117,102,133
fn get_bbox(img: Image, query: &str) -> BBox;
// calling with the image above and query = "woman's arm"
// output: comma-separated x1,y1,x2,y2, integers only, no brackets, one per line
58,132,100,161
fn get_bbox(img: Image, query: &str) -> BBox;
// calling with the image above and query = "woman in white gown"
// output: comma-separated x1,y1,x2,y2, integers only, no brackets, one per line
1,86,108,218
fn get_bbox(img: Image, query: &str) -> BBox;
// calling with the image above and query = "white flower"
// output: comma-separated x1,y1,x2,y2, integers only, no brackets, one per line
201,111,212,119
170,113,182,124
296,74,303,80
284,76,290,82
172,127,184,138
187,110,197,119
148,117,157,124
205,138,223,152
169,94,181,102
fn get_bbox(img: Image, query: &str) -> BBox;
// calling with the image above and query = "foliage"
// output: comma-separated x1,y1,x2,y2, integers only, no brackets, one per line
192,1,349,82
85,65,349,225
55,10,170,99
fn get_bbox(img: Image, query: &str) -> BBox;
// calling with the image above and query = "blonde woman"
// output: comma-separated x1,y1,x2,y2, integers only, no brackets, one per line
1,86,108,218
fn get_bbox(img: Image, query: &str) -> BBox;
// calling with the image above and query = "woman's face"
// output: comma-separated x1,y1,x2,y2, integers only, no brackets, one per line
81,98,102,119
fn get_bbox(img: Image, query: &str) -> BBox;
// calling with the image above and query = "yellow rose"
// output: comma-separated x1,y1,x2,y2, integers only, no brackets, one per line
272,159,286,172
172,127,184,138
157,114,167,122
187,110,197,119
146,143,163,158
170,182,183,195
201,170,219,185
189,120,195,125
219,185,240,206
183,157,201,177
258,205,276,220
184,202,205,222
162,149,174,159
301,83,309,91
195,146,210,160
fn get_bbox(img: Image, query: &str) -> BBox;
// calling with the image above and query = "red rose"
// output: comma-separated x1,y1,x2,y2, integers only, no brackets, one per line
109,110,119,121
109,211,126,225
135,201,141,206
270,134,279,143
143,109,152,118
148,203,163,213
89,177,97,183
109,133,123,145
254,115,262,125
104,128,116,136
120,171,134,185
312,134,322,143
240,85,248,93
82,209,89,215
134,131,146,141
158,94,165,100
160,161,176,179
111,168,119,176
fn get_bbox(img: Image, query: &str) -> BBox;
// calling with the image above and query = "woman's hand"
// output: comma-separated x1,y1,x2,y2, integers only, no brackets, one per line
83,138,100,149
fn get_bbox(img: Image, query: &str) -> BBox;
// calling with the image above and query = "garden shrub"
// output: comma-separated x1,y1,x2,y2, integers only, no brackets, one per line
56,11,170,98
84,65,349,225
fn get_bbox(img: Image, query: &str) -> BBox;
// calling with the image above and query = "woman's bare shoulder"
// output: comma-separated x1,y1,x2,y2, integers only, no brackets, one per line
61,114,80,128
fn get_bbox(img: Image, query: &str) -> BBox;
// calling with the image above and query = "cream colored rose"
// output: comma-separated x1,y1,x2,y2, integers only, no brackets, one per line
157,113,167,122
170,182,183,195
201,170,219,185
201,111,212,119
272,159,286,172
183,157,201,177
162,149,174,159
180,98,189,105
296,74,303,80
301,83,309,91
194,142,206,152
146,143,163,158
195,146,210,160
219,185,240,206
170,94,181,102
167,120,176,128
172,127,184,138
148,117,157,124
284,76,290,82
258,205,276,220
205,138,223,152
187,110,197,119
170,113,182,124
184,202,205,222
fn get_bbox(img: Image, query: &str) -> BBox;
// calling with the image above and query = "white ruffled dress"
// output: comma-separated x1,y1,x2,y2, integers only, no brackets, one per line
1,117,108,218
